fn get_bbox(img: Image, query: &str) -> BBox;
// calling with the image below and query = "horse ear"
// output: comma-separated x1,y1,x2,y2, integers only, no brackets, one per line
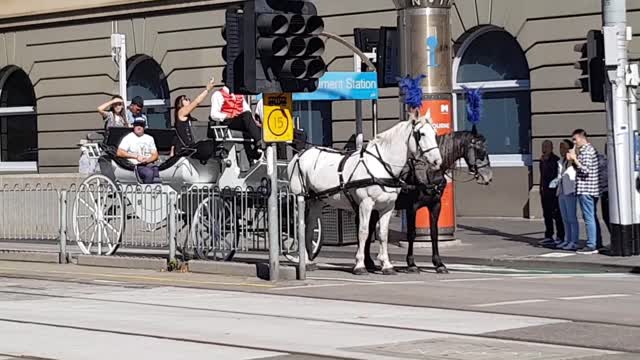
422,108,432,124
409,108,420,124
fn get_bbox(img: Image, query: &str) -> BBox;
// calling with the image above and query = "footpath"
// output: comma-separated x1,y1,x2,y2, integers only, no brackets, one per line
1,217,639,274
318,216,640,273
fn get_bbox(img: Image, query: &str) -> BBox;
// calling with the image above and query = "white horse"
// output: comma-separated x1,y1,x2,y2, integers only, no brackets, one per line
288,109,443,274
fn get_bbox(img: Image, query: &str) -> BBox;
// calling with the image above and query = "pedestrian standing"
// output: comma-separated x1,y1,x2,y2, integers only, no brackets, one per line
555,140,579,250
539,140,564,246
568,129,600,254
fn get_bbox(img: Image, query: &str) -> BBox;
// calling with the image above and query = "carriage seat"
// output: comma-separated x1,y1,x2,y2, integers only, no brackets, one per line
208,124,254,143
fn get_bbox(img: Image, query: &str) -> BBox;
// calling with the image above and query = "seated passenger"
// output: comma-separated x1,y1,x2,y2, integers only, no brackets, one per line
116,119,160,184
127,96,149,128
97,95,129,129
210,86,265,149
172,77,216,155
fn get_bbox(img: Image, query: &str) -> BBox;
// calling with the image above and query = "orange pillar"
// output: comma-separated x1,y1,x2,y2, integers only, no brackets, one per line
415,98,455,239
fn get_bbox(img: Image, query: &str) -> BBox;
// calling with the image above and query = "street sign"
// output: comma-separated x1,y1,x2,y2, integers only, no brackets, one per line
262,93,294,143
294,72,378,101
256,72,379,102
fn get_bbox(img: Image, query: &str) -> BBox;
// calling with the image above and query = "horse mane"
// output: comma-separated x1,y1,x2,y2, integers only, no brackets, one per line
368,120,412,148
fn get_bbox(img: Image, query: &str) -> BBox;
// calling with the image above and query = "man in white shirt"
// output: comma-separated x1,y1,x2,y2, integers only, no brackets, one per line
210,86,264,147
117,119,160,183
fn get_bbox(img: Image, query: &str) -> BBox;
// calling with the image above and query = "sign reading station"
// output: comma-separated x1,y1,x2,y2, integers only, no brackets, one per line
292,72,379,101
263,93,294,143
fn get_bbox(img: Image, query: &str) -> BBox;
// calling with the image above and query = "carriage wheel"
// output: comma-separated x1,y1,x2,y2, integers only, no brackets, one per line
72,174,125,256
190,196,236,261
283,217,323,264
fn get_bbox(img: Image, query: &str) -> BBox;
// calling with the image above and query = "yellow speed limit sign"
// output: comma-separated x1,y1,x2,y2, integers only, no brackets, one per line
263,93,294,143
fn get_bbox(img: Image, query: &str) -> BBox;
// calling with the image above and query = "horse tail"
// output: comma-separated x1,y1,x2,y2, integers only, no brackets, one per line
287,153,305,196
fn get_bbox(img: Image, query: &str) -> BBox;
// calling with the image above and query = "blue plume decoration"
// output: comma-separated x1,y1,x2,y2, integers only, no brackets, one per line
462,86,483,125
398,74,426,109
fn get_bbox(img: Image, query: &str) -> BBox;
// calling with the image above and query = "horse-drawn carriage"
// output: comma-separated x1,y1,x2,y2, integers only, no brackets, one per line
75,123,321,262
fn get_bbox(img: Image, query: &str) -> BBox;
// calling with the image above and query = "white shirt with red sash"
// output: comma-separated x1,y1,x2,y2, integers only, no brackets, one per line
210,86,250,122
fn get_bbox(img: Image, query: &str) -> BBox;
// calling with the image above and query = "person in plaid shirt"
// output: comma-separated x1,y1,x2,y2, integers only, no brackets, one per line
567,129,600,254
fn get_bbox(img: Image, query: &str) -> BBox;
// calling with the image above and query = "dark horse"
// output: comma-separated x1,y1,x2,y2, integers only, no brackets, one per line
362,129,493,274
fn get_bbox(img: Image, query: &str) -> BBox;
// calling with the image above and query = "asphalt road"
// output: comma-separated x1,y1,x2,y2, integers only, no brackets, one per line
0,260,639,360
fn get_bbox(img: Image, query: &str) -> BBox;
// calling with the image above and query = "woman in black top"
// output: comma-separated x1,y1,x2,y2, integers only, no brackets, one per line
173,77,216,154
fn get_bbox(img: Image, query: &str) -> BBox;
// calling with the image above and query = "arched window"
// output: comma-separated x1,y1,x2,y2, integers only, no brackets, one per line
0,66,38,170
453,26,531,166
127,55,170,129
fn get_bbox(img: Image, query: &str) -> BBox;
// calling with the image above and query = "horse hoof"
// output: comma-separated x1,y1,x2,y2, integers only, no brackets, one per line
436,266,449,274
382,268,397,276
353,267,369,276
407,266,420,274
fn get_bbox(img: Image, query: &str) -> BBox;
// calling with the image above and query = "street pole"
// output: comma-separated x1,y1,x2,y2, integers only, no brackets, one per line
629,64,640,255
602,0,634,255
393,0,455,243
267,143,280,281
111,33,127,105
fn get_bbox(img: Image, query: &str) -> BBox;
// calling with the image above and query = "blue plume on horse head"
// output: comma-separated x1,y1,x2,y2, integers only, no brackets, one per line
398,74,426,110
462,86,483,125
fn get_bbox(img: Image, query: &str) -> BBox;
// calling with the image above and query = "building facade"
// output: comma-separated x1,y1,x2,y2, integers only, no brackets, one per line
0,0,638,217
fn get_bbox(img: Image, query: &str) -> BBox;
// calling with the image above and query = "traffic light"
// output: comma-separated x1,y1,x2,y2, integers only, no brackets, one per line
222,6,247,93
243,0,327,94
574,29,605,103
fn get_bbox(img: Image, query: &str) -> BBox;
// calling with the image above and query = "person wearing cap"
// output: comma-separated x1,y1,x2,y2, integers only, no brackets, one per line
116,119,159,184
210,86,264,148
127,96,148,127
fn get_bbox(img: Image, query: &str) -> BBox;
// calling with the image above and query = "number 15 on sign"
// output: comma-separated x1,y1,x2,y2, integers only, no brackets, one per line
263,93,294,143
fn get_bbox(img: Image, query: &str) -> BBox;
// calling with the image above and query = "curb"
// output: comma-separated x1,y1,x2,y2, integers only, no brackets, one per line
76,255,167,271
189,260,297,281
319,250,640,273
0,250,60,264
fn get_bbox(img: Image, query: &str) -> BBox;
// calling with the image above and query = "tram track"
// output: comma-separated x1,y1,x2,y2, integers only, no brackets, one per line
2,270,639,331
0,288,638,355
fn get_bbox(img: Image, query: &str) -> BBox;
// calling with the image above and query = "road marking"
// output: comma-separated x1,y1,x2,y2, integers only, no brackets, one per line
472,299,549,308
272,280,426,291
557,294,631,301
538,252,576,258
307,277,380,283
439,277,504,282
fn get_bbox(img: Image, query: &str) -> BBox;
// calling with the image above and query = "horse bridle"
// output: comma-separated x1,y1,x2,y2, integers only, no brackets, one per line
466,138,490,180
411,122,439,159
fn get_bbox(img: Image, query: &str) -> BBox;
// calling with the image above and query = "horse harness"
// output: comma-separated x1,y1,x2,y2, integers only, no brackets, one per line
291,121,439,213
304,144,406,213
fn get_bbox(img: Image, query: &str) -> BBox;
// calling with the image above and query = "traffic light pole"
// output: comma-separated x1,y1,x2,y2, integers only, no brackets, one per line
602,0,636,255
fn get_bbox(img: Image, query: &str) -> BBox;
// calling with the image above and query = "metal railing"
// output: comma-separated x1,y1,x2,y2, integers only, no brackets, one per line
0,182,308,276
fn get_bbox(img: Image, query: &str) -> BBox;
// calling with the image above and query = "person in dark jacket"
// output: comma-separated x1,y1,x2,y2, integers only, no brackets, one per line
539,140,565,246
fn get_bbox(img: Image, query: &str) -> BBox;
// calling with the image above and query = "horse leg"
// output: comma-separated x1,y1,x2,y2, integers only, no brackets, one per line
364,210,379,272
376,208,396,275
430,201,448,274
406,204,420,273
354,200,374,275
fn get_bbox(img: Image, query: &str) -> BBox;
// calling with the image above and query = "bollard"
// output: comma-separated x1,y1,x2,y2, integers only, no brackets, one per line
168,193,177,263
297,195,306,280
58,190,68,264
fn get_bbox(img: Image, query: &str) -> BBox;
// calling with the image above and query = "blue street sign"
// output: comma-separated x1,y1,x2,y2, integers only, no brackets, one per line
256,72,379,101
